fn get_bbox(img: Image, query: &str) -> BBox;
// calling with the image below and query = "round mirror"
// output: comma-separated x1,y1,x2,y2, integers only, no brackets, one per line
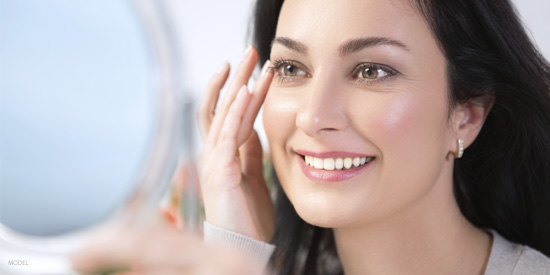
0,0,185,273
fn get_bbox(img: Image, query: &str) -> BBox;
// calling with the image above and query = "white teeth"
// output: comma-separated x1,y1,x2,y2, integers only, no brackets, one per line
335,158,344,170
314,158,324,169
352,157,360,167
344,158,352,169
304,155,373,171
323,158,335,170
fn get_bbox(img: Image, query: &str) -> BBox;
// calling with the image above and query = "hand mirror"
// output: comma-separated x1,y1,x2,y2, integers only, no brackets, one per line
0,0,193,273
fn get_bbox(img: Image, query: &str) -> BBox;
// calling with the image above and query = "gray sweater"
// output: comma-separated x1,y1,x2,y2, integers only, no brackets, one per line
204,222,550,274
485,230,550,274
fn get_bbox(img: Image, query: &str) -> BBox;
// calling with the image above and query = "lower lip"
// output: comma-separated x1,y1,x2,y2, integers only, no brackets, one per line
297,154,374,182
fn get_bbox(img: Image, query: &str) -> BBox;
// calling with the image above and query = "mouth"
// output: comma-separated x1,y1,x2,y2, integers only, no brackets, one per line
295,151,375,182
301,155,374,171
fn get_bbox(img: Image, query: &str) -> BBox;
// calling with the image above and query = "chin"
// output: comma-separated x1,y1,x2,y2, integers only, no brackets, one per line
298,212,345,228
287,191,363,229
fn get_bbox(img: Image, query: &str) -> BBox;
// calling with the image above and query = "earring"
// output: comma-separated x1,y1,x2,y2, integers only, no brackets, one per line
455,139,464,159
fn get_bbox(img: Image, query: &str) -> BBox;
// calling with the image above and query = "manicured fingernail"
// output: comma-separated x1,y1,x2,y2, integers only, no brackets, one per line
236,85,247,100
217,62,228,74
261,60,271,75
243,45,253,58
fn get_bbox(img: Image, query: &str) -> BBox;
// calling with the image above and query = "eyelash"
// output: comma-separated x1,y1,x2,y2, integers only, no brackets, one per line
269,59,399,85
269,59,308,83
351,62,398,85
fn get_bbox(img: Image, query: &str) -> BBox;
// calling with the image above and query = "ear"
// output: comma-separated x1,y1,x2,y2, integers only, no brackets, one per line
449,95,494,157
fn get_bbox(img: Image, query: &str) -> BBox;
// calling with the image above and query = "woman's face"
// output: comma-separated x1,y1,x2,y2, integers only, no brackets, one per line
263,0,454,228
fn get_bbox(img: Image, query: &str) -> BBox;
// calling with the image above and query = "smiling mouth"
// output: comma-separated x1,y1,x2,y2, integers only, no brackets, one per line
300,154,375,171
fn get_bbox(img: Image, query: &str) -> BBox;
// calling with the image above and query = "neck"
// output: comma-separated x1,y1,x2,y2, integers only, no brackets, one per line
333,165,491,275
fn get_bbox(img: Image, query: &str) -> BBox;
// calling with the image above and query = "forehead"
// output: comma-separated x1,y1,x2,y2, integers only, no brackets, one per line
275,0,435,55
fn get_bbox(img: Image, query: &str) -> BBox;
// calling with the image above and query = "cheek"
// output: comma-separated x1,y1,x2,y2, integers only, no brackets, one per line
339,88,450,223
263,90,302,190
262,90,298,150
374,96,415,137
376,95,434,155
353,87,450,186
355,87,449,156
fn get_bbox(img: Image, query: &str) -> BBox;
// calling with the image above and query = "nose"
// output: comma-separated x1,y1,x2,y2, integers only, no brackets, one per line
296,74,348,136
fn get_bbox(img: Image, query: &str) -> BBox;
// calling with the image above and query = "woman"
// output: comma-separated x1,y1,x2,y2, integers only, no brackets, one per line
73,0,550,274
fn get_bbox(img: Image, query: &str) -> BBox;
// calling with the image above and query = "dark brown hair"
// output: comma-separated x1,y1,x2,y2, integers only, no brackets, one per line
251,1,550,274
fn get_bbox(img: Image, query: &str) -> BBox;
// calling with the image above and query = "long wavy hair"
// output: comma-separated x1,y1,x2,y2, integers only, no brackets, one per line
251,0,550,274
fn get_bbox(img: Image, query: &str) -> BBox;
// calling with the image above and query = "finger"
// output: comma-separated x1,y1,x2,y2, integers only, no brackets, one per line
240,130,264,177
236,60,274,144
71,228,143,273
207,46,258,145
136,229,203,268
139,243,253,275
240,131,271,219
217,85,252,164
197,62,230,140
141,269,192,275
218,46,257,116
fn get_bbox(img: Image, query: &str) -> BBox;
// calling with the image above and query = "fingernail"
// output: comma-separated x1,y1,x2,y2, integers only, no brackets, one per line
243,45,253,58
261,60,271,75
217,62,228,74
236,85,247,100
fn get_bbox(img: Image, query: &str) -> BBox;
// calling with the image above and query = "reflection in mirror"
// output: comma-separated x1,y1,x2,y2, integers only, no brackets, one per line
0,0,185,273
0,0,153,237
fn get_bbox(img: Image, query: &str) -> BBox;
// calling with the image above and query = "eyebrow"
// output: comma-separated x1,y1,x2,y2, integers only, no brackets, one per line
271,36,410,55
339,37,410,55
272,37,308,54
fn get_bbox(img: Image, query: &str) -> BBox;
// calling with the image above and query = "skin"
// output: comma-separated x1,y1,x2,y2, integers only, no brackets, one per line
73,0,495,274
71,222,257,275
195,49,275,243
263,0,492,274
72,42,276,275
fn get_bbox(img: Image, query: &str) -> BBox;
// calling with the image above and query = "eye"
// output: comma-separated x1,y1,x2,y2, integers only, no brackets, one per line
361,67,386,79
270,60,308,82
283,64,295,75
280,63,306,77
354,63,397,81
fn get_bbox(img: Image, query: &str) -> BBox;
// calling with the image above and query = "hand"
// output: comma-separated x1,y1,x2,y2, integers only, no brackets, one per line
196,46,275,242
71,224,256,275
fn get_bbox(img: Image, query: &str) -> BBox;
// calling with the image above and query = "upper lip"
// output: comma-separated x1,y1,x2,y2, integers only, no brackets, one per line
294,149,374,159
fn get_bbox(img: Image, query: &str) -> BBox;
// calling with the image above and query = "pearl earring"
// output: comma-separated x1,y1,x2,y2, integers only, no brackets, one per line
455,139,464,159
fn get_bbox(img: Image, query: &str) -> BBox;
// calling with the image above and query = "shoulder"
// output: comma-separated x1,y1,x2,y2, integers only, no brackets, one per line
485,230,550,275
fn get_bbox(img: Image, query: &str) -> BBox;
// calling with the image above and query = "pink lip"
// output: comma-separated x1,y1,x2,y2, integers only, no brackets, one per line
296,153,374,182
294,150,373,159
